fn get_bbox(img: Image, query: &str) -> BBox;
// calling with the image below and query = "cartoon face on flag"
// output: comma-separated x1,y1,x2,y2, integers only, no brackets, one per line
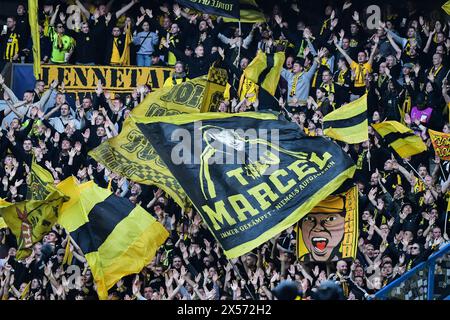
297,187,358,262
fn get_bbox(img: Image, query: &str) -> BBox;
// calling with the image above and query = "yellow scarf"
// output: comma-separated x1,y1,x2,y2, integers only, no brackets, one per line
290,72,303,97
312,57,330,87
337,69,348,85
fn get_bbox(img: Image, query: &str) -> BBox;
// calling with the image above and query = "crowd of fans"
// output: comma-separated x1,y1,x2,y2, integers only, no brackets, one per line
1,0,450,300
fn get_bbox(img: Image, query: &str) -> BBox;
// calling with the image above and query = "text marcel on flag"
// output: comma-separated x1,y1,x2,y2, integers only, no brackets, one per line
137,112,356,258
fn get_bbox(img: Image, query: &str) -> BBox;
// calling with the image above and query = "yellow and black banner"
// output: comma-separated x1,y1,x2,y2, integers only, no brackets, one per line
0,189,66,260
40,65,173,95
429,129,450,160
296,186,359,262
26,161,54,200
177,0,240,19
223,0,266,22
89,68,227,207
372,121,427,159
323,95,369,144
56,177,169,300
137,112,356,258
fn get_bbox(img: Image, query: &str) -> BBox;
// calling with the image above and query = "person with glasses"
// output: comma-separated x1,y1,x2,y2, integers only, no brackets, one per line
48,5,75,64
401,243,433,271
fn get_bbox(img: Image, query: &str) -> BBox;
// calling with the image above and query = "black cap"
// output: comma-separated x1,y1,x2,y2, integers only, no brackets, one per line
294,58,305,66
311,280,345,300
272,280,302,300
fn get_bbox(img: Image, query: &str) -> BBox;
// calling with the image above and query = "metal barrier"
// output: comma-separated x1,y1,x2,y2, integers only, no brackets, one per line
374,243,450,300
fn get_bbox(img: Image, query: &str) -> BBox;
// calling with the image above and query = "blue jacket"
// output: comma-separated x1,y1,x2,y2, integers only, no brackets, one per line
133,31,159,55
281,61,318,104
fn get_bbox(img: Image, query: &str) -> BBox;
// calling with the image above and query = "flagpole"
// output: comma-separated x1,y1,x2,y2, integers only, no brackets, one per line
237,20,242,67
445,209,449,236
228,258,257,300
280,102,304,131
439,162,448,181
404,160,427,184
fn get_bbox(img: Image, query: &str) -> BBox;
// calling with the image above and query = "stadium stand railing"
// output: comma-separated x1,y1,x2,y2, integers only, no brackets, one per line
374,243,450,300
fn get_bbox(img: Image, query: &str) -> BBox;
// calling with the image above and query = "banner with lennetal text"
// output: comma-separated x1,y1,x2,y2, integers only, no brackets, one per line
40,65,173,93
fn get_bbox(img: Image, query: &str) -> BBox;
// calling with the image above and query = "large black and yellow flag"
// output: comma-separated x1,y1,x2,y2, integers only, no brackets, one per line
372,121,427,159
296,186,359,262
137,112,355,258
0,189,66,260
56,177,169,300
89,67,228,207
323,95,369,144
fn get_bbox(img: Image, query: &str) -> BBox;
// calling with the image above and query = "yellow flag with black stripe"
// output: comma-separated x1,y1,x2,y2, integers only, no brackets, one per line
89,68,227,207
372,121,427,159
443,1,450,15
296,186,359,262
243,50,285,96
323,95,369,144
56,177,169,300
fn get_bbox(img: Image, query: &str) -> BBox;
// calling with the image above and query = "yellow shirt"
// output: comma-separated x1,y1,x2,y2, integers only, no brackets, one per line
350,61,372,88
110,38,121,64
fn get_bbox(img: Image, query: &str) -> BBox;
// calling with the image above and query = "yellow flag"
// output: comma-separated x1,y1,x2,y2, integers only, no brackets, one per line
1,189,66,260
243,50,285,96
429,129,450,160
57,177,168,300
443,1,450,15
323,95,369,144
372,121,427,159
200,66,228,113
26,161,54,200
28,0,41,79
119,27,132,66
